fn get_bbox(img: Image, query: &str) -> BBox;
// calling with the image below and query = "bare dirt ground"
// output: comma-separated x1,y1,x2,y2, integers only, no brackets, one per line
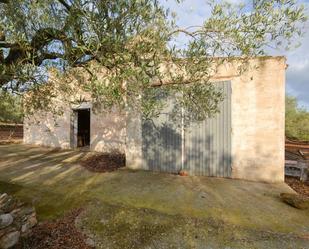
0,144,308,249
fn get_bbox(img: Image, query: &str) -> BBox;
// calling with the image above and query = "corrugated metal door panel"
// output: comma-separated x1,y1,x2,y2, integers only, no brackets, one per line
142,81,231,176
142,93,182,173
184,81,232,177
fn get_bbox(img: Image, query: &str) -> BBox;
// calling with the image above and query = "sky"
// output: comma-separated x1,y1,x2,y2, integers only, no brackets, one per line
160,0,309,109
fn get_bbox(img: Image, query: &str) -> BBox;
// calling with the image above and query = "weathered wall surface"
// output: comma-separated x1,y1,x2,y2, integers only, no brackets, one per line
23,70,83,150
24,107,126,153
126,110,144,169
208,57,286,182
23,69,126,153
24,105,72,149
229,57,285,182
24,57,286,182
90,109,126,153
127,57,286,182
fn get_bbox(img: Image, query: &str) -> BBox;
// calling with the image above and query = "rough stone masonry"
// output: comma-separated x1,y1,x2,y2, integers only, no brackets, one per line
0,193,37,249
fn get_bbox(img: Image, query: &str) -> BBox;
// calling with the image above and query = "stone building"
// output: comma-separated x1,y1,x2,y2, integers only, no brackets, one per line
24,56,286,182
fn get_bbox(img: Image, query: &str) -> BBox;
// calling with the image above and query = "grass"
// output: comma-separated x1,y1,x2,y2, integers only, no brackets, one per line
0,144,308,248
77,201,308,249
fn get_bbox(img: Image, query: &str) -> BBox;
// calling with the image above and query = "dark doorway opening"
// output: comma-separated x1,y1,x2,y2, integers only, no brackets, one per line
77,109,90,147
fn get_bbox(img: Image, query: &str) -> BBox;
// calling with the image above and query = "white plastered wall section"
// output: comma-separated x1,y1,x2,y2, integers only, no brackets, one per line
90,108,126,153
23,73,127,153
230,57,285,182
23,104,72,149
24,106,126,153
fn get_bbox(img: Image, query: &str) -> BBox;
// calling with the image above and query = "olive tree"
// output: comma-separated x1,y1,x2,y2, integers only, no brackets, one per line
0,90,23,123
0,0,307,122
286,95,309,141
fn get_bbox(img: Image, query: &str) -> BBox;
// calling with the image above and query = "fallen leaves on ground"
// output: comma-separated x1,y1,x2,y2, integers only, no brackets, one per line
285,176,309,197
16,209,93,249
81,153,125,173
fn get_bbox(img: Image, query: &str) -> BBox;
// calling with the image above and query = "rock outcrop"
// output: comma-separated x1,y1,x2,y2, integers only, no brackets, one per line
0,193,37,249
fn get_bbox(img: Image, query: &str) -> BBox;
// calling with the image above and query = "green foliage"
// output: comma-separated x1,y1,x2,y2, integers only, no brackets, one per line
285,95,309,141
0,0,307,123
0,90,23,123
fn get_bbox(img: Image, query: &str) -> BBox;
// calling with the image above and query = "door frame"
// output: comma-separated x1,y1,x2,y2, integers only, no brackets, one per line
70,102,92,149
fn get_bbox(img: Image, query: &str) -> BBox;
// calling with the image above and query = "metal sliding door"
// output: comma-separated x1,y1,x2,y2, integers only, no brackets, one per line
184,81,231,177
142,93,182,173
142,81,231,177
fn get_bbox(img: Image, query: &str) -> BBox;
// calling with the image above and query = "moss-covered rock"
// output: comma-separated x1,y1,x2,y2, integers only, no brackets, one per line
280,193,309,210
0,193,37,249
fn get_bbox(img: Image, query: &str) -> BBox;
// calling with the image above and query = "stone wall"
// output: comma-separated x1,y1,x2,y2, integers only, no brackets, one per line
0,125,23,141
0,193,37,249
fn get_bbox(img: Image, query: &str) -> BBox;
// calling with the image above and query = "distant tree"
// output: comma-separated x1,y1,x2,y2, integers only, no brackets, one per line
0,0,307,123
286,95,309,141
0,90,23,124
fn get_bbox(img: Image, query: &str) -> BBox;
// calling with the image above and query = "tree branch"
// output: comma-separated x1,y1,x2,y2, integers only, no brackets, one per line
57,0,71,12
0,41,17,48
169,27,273,39
40,52,64,60
0,31,5,41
